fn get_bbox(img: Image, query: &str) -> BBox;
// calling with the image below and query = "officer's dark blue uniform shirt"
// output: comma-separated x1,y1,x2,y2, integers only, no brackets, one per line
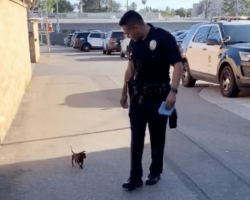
128,23,182,83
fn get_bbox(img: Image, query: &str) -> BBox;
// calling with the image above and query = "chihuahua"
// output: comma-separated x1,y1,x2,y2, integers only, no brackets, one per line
71,146,86,169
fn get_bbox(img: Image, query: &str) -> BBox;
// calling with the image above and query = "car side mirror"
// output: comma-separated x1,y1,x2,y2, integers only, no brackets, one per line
206,39,221,45
223,35,231,43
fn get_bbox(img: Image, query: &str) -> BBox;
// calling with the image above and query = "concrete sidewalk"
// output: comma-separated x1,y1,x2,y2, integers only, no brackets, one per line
0,47,198,200
1,46,250,200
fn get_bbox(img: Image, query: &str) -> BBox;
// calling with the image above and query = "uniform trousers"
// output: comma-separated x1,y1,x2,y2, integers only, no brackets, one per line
128,93,168,179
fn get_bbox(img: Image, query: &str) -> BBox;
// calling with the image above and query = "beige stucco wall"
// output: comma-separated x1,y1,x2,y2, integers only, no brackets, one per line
0,0,32,143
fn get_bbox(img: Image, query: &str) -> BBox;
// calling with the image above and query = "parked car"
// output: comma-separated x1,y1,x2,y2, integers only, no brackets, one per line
103,30,124,55
171,30,187,38
65,33,74,47
180,16,250,97
64,34,72,45
68,32,79,47
175,30,189,47
120,36,131,57
73,31,105,52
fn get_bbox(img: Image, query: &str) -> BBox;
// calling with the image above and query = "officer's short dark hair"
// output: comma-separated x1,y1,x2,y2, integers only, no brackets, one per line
119,10,144,27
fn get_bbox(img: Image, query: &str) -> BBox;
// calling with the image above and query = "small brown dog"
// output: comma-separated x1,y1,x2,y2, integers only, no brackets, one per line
71,146,86,169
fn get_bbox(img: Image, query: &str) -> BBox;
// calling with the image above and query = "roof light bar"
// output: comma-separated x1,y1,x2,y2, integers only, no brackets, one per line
211,16,250,22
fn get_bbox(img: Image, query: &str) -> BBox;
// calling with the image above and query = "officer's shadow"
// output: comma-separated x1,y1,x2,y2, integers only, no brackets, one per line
62,88,122,108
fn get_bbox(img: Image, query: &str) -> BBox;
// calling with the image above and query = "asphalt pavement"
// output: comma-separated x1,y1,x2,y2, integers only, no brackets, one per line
0,46,250,200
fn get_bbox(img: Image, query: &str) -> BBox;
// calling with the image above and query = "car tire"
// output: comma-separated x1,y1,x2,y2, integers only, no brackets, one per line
103,49,106,54
219,65,240,97
81,44,91,52
126,46,129,58
106,49,111,55
120,51,125,57
182,61,196,87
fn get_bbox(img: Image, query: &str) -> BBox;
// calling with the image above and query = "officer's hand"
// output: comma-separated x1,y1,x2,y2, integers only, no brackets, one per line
120,94,128,109
166,91,176,109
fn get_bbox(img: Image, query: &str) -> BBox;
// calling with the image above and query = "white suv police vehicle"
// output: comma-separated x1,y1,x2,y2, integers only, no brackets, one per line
73,31,105,52
180,16,250,97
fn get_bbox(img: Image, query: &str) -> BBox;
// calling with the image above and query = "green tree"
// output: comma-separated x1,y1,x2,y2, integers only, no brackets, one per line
165,6,171,14
130,2,137,11
36,0,56,12
222,0,237,15
78,0,121,12
175,7,186,17
53,0,74,13
187,8,193,16
170,8,176,16
107,0,122,12
240,0,250,16
159,6,172,17
47,0,56,12
78,0,99,12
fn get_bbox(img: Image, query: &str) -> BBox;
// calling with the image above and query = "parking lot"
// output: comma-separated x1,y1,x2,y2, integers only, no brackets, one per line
0,45,250,200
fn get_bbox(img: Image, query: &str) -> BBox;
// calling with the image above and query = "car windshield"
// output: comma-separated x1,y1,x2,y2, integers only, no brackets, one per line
112,32,124,39
172,31,185,37
176,32,188,40
223,25,250,43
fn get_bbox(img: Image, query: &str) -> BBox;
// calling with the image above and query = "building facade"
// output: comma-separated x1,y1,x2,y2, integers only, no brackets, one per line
0,0,38,143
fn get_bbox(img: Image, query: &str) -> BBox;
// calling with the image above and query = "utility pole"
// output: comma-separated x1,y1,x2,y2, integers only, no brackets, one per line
127,0,128,11
45,1,50,56
40,2,43,44
111,0,113,13
205,0,208,19
56,0,60,33
236,0,239,16
81,0,83,13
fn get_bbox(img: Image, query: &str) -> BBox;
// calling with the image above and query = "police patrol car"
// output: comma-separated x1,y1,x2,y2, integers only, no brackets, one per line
180,16,250,97
73,31,106,52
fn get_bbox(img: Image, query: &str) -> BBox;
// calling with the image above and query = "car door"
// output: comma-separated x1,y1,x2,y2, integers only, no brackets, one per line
205,25,223,76
186,26,211,73
88,33,103,47
104,31,110,48
121,34,128,52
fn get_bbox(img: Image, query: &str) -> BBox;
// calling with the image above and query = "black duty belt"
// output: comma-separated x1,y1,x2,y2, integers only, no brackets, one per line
127,80,170,105
133,84,169,96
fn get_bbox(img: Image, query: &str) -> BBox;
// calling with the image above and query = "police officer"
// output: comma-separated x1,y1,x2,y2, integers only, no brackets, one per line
119,10,183,190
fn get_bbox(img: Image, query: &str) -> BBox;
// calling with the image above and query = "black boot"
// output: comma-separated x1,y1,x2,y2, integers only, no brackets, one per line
145,173,161,185
122,177,143,190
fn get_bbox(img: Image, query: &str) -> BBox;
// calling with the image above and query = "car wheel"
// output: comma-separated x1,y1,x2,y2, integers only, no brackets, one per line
81,44,91,52
102,44,106,54
182,61,196,87
106,47,111,55
120,51,125,57
219,66,240,97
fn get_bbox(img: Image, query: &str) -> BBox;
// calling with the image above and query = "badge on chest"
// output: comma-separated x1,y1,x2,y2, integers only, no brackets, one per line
149,40,157,51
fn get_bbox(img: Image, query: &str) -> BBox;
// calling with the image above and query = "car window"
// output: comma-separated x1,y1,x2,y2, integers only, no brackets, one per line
111,32,124,39
101,33,105,39
77,33,90,38
193,26,211,43
178,32,188,39
89,33,101,38
207,26,221,42
223,24,250,43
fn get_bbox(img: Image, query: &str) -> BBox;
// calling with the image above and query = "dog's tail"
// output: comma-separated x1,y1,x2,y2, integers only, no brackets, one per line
70,146,74,154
